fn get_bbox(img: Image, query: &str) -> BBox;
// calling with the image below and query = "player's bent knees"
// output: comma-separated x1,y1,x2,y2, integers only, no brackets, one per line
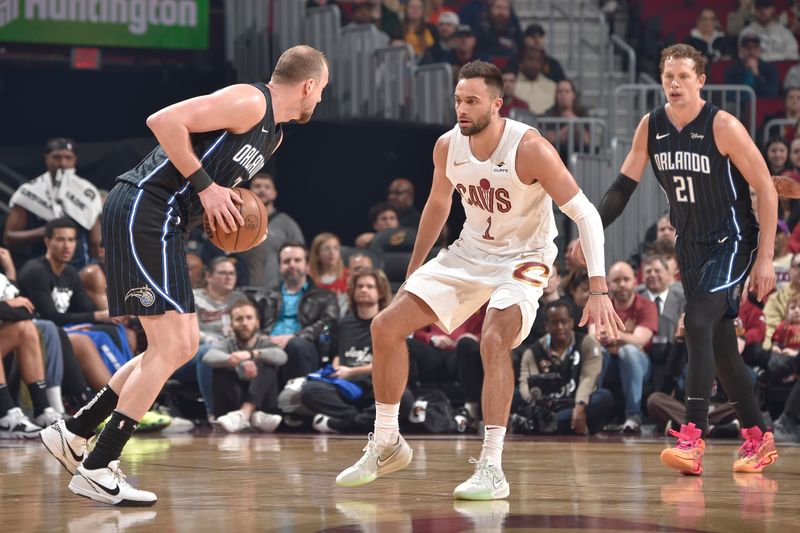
370,310,408,343
480,330,512,361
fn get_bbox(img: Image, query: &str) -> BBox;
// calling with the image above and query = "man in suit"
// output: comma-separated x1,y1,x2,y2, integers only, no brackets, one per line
638,254,685,393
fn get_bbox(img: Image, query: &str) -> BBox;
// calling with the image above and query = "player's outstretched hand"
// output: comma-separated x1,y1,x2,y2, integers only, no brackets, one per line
571,241,587,267
750,255,776,302
580,294,625,340
199,183,244,234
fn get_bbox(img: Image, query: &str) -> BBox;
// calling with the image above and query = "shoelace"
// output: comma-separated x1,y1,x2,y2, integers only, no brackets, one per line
467,457,496,484
738,436,760,459
109,463,131,489
355,434,380,468
668,428,698,450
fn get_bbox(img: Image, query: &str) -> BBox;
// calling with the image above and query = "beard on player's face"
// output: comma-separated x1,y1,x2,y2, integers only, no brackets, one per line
459,108,493,136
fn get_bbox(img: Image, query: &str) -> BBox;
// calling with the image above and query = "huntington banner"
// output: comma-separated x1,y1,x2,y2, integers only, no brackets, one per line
0,0,209,50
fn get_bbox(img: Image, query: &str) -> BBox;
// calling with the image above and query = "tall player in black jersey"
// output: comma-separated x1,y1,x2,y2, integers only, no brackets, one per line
39,45,329,505
582,44,779,476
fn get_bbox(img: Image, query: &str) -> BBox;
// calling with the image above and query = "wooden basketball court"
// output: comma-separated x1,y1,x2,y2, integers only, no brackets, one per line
1,433,798,532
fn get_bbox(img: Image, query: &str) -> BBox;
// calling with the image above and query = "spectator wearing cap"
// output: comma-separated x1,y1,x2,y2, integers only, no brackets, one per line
499,65,530,117
515,47,557,115
421,10,460,64
474,0,523,61
522,24,566,83
741,0,799,60
724,33,779,98
4,138,102,270
444,24,492,78
684,8,732,63
427,0,457,25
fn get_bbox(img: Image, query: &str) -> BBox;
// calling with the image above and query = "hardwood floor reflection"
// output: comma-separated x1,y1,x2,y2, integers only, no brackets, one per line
1,433,798,532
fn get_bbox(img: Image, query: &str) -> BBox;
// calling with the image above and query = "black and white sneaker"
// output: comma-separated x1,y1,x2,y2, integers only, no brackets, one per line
0,407,43,439
69,460,157,506
40,419,87,474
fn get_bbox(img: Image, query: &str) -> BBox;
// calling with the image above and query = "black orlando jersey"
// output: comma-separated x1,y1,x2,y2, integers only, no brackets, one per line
117,82,282,229
647,101,758,245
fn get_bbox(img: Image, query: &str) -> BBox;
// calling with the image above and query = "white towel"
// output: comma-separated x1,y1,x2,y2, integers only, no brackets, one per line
9,169,102,230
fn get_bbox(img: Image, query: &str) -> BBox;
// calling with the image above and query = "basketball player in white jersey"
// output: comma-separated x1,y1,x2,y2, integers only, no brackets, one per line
335,61,624,500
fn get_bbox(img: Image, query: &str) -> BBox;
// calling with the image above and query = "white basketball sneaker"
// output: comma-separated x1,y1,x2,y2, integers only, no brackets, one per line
0,407,43,439
69,460,157,506
335,433,413,487
40,419,88,474
34,407,64,428
215,410,250,433
453,458,510,500
251,411,282,433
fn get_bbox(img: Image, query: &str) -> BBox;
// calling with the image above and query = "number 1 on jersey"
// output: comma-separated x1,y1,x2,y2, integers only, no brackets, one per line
673,175,696,203
483,216,495,240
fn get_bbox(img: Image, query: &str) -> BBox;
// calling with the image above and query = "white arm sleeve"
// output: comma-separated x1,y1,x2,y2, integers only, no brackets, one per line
559,190,606,278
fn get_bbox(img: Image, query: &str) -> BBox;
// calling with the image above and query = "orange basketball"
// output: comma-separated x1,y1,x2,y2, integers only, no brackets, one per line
203,187,268,253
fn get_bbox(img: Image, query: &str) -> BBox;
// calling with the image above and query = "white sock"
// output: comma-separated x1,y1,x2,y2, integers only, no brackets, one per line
465,402,479,420
480,425,506,469
46,387,65,414
374,401,400,446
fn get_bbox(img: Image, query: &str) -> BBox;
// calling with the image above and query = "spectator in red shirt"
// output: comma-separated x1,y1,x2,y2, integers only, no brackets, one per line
767,296,800,383
592,261,658,433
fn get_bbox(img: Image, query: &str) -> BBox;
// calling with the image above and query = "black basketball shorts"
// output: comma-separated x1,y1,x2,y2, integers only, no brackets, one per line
102,182,194,317
677,238,757,318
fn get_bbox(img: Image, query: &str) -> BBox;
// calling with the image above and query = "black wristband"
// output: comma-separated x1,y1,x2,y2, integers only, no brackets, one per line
187,167,213,192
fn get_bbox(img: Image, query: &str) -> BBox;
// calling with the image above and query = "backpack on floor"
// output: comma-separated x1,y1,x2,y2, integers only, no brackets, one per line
408,389,457,433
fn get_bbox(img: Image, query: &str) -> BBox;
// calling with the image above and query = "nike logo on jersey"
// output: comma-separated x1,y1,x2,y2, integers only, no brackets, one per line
454,160,469,166
656,133,670,140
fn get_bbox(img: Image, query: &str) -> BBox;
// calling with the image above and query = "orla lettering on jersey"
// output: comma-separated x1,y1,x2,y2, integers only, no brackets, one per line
455,178,512,213
652,151,711,174
232,144,265,177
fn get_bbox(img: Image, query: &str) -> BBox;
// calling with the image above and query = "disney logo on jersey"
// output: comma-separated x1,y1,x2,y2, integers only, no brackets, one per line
456,178,511,213
232,144,265,178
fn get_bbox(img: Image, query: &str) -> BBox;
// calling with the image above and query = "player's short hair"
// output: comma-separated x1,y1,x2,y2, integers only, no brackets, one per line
229,299,258,317
458,60,504,98
44,217,77,239
659,44,706,78
271,45,328,85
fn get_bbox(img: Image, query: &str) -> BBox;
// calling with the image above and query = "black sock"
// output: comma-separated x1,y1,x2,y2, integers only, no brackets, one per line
83,411,138,470
65,386,119,439
685,397,709,433
27,381,49,417
0,384,15,416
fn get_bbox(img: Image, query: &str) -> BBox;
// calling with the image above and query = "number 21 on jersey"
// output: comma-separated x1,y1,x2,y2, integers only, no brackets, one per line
673,175,696,203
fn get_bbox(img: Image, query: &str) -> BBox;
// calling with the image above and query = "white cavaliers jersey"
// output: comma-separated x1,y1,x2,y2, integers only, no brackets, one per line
445,118,558,257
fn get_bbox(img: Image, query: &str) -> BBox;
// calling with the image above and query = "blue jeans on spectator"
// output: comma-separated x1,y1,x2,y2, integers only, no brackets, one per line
173,344,214,415
555,388,614,435
604,344,651,419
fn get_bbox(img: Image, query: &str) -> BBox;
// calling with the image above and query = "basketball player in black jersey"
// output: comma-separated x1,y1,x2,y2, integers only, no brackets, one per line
578,44,779,476
40,45,329,505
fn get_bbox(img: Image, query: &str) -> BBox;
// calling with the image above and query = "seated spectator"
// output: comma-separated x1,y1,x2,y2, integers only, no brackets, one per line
562,238,583,279
401,0,436,59
648,236,680,282
522,24,566,83
764,137,792,177
355,203,400,249
741,0,799,61
724,33,780,98
764,253,800,349
474,0,523,63
187,252,206,289
543,79,591,160
518,300,611,435
386,178,421,229
526,262,564,343
347,252,374,276
303,269,413,433
195,257,249,346
738,284,767,366
637,255,685,393
779,0,800,43
783,63,800,91
562,266,590,332
238,172,305,292
4,138,102,270
421,10,460,64
17,219,121,391
499,66,530,117
203,301,286,433
595,261,657,434
349,0,402,39
515,47,556,115
685,8,731,63
444,24,491,80
765,296,800,384
775,222,794,290
773,375,800,441
427,0,457,24
409,304,487,427
763,87,800,143
309,233,349,314
252,242,339,379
